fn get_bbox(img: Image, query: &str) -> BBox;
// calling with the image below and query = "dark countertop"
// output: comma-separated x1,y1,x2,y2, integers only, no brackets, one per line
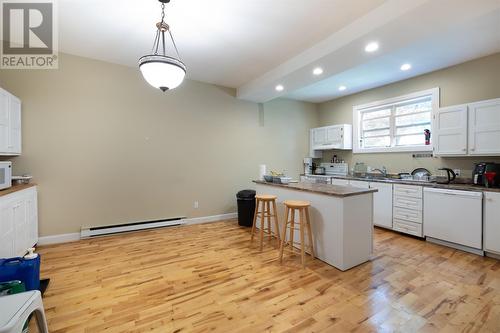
327,175,500,193
0,183,37,197
253,180,377,198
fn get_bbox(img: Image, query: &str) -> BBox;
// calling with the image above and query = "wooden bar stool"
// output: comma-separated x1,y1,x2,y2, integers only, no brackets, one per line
279,200,315,268
251,194,280,251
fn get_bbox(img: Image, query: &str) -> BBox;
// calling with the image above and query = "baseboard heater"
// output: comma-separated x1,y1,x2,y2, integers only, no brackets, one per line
80,216,186,239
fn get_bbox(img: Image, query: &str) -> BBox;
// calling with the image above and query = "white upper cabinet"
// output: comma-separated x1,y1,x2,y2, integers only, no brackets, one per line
312,127,327,147
0,88,22,156
468,98,500,156
310,124,352,151
433,98,500,157
0,90,9,154
433,105,468,156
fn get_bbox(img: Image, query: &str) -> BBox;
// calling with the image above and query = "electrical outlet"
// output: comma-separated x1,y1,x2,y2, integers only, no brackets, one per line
454,169,461,177
194,201,199,209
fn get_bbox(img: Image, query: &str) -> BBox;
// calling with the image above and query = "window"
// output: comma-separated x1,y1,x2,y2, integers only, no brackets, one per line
353,88,439,153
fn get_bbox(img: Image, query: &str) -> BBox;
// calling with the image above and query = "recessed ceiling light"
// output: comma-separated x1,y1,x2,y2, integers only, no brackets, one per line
338,85,347,91
400,63,412,71
364,42,379,53
313,67,323,76
275,84,284,92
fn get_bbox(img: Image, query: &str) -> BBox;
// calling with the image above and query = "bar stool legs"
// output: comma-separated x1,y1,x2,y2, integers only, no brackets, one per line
250,195,280,251
279,201,315,268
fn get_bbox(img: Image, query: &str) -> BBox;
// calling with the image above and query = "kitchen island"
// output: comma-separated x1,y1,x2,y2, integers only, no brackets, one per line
254,180,377,271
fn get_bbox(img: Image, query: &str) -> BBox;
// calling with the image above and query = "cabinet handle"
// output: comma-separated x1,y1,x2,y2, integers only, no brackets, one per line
471,148,475,151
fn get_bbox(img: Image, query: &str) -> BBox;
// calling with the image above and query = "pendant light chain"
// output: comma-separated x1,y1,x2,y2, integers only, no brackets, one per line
149,1,181,60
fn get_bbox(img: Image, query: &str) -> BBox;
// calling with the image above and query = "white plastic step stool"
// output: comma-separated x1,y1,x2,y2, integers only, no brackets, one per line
0,290,48,333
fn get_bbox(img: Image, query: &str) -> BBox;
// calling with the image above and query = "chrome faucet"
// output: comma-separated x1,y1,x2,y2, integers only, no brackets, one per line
373,166,387,177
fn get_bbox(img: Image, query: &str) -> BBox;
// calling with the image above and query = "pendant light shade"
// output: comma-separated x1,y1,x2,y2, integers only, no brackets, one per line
139,0,186,91
139,55,186,91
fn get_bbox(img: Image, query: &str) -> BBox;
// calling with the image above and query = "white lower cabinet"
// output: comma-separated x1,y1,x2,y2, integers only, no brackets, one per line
484,192,500,254
331,179,349,186
369,182,393,229
0,186,38,258
349,180,370,189
345,179,393,230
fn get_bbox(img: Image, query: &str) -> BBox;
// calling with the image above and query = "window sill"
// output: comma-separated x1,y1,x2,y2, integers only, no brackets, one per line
353,145,433,154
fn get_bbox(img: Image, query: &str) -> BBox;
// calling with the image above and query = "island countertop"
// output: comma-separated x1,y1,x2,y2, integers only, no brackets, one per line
253,180,377,197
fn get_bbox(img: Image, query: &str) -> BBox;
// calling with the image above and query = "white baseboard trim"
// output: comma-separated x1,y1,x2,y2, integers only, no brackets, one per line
183,212,237,225
37,213,237,245
37,233,81,246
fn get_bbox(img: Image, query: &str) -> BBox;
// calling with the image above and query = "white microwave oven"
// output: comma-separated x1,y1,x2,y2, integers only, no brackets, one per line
0,161,12,190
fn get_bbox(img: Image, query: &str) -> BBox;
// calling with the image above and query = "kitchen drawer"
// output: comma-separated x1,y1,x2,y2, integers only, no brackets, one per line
393,206,422,224
393,219,423,237
393,184,422,199
393,195,422,210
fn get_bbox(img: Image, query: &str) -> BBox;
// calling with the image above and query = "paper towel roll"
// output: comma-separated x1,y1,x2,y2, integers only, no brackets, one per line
259,164,267,180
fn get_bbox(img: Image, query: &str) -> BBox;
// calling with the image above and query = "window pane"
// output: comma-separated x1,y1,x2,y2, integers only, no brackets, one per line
395,112,430,126
363,129,390,138
396,124,430,136
395,100,431,115
396,134,426,146
362,108,391,120
362,117,390,131
363,136,390,148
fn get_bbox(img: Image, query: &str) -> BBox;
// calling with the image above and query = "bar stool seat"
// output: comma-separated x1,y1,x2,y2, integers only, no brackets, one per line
279,200,315,268
251,194,280,251
283,200,310,208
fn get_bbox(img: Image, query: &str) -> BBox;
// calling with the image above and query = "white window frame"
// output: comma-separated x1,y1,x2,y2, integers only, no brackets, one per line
353,87,439,154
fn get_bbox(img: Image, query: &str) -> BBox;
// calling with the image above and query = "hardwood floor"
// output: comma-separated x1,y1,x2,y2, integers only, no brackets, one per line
35,220,500,332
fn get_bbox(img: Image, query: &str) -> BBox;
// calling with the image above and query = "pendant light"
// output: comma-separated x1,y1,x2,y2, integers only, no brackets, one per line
139,0,186,91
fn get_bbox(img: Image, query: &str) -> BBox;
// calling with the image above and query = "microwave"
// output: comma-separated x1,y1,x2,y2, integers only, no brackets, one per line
0,161,12,190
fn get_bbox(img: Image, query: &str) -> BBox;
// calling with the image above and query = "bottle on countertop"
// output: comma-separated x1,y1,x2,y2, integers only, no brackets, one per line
331,155,337,164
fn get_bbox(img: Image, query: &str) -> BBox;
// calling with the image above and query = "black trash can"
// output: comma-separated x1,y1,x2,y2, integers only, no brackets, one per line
236,189,256,227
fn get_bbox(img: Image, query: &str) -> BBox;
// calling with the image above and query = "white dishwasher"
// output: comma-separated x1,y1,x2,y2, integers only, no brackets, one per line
423,188,483,252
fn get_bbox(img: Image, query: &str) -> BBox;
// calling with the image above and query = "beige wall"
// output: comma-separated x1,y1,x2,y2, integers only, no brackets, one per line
0,53,318,236
317,53,500,175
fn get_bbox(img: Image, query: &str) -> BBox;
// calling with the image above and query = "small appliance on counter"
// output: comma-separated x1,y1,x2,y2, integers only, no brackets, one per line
314,166,326,175
473,162,500,187
436,168,456,184
303,158,313,175
0,161,12,190
12,175,33,185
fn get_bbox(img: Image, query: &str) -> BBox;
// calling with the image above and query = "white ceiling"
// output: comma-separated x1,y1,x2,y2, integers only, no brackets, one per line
58,0,385,88
57,0,500,103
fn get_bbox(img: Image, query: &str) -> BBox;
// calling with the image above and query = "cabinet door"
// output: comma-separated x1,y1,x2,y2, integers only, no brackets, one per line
0,90,9,153
25,188,38,248
312,127,327,147
433,105,468,156
370,182,393,229
8,96,21,155
0,199,15,258
484,192,500,254
326,126,343,147
309,129,322,158
468,99,500,156
12,197,28,256
349,180,370,188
